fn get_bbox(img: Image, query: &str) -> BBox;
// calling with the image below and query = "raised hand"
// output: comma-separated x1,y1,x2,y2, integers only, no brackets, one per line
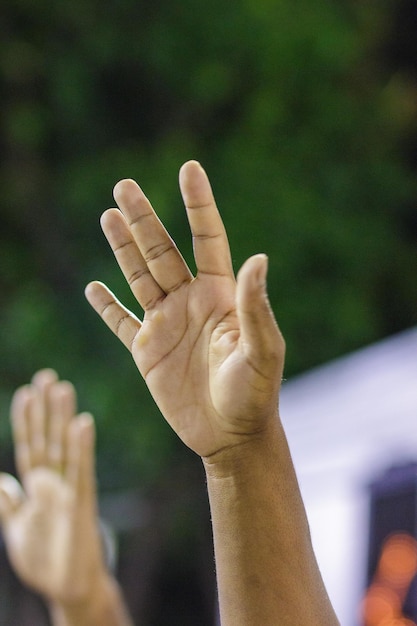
85,161,340,626
85,160,285,458
0,370,132,626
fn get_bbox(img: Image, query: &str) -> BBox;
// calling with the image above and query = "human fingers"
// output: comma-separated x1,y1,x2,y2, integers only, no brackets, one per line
112,178,193,296
179,161,234,278
0,474,24,523
28,369,60,467
47,380,76,472
85,281,142,352
66,413,96,507
100,208,165,311
236,255,285,383
11,385,36,479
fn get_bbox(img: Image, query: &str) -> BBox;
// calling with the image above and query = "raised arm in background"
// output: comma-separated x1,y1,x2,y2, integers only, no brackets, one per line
85,160,340,625
0,369,133,626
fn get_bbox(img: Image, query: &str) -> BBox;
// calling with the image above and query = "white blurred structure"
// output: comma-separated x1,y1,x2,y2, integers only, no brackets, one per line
280,326,417,626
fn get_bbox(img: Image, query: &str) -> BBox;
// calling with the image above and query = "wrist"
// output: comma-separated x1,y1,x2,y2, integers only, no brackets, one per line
202,413,284,479
49,573,132,626
202,412,313,545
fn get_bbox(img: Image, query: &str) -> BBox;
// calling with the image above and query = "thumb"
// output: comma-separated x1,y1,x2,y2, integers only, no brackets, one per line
236,254,285,375
0,474,24,523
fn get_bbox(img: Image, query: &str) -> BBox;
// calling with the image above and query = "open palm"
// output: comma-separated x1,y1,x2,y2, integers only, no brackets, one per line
0,370,105,604
86,161,285,458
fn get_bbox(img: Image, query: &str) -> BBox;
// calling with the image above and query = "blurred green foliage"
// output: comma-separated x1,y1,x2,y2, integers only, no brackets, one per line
1,0,416,488
1,1,417,623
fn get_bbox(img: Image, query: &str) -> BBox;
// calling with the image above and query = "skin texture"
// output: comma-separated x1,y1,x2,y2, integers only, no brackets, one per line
85,160,341,625
0,369,133,626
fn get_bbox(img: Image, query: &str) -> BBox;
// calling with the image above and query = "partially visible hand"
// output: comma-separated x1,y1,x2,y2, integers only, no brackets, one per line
0,369,107,605
86,160,285,459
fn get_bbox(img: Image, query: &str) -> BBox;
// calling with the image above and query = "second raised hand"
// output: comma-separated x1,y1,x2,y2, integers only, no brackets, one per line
85,160,285,458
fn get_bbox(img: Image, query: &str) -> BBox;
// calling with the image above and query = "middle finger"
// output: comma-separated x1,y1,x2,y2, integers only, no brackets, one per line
113,179,193,295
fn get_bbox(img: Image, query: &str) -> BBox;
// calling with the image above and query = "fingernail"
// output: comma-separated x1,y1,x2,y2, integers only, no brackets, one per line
255,253,268,285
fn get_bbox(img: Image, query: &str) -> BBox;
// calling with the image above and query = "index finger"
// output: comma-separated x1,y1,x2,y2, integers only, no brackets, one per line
179,161,234,278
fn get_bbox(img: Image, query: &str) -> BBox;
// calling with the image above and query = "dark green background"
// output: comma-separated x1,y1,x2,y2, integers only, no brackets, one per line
0,1,416,623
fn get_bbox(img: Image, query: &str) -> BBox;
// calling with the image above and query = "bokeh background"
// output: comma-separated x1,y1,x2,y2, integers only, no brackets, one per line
0,0,416,624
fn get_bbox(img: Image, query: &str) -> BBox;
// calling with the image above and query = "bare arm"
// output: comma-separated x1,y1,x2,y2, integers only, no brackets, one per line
0,369,133,626
85,160,340,625
204,427,338,625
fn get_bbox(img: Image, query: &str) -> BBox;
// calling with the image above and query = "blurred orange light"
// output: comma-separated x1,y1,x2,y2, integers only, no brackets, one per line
378,617,416,626
378,533,417,586
361,532,417,626
362,583,399,625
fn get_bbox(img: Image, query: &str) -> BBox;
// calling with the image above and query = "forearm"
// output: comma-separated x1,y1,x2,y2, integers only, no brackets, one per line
203,417,340,626
49,574,133,626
